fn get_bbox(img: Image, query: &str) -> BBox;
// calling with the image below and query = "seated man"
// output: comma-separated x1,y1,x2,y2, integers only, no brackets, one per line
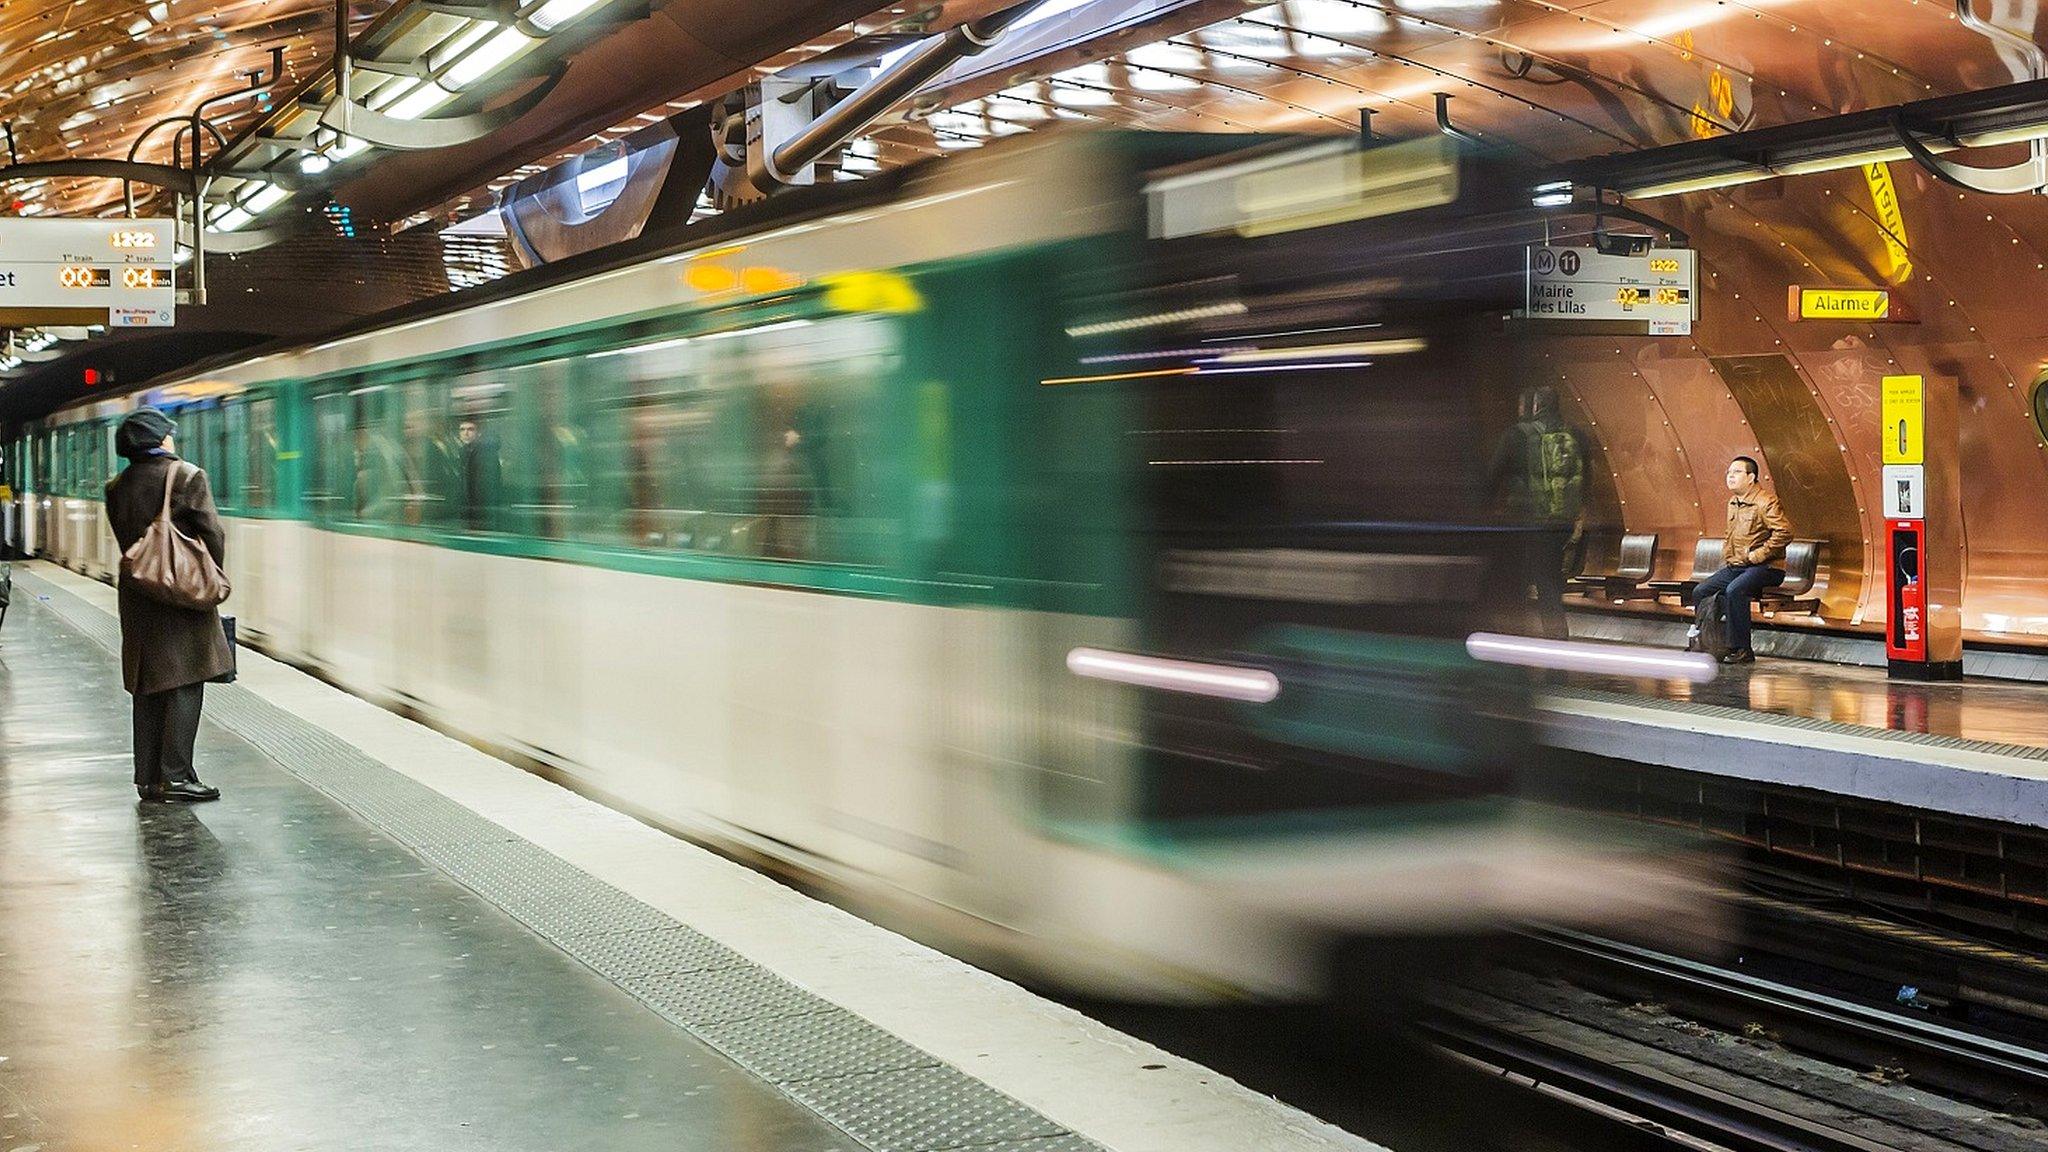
1691,456,1794,664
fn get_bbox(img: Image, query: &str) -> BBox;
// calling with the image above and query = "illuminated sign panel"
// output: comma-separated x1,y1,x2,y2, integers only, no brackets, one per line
1882,374,1925,465
1790,286,1911,323
1525,245,1696,334
0,218,175,326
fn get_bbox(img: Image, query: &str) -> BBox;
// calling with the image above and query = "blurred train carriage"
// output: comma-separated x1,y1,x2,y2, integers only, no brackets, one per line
8,130,1704,998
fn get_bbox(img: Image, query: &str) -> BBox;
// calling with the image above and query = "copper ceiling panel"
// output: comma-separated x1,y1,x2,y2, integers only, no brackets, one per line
0,0,357,219
329,0,889,222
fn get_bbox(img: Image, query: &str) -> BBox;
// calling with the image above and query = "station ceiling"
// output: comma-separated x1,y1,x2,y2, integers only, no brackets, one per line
4,0,2048,421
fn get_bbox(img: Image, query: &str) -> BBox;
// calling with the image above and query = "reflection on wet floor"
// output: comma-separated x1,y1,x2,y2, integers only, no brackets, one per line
0,593,851,1152
1569,658,2048,751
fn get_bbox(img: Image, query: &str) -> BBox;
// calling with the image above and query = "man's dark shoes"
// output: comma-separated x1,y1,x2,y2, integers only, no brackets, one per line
137,785,163,801
1720,648,1756,665
158,780,221,803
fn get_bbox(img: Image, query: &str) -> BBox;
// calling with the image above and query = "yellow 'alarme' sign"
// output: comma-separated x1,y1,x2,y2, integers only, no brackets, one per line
1789,285,1913,323
1800,288,1888,319
1882,375,1924,465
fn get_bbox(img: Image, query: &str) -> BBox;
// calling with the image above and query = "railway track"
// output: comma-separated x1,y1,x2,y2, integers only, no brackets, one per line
1428,930,2048,1152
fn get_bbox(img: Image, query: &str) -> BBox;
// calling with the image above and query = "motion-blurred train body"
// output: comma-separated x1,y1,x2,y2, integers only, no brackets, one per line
11,131,1705,998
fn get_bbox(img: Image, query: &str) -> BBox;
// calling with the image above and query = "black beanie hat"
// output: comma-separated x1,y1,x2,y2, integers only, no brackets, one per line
115,407,177,459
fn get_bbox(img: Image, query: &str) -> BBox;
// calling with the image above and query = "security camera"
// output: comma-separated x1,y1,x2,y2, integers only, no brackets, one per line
1593,232,1654,257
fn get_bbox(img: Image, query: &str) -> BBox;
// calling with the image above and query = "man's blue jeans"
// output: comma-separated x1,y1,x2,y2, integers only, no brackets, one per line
1692,564,1784,651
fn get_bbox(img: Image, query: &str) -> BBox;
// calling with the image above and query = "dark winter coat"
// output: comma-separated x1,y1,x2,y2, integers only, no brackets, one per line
105,455,235,695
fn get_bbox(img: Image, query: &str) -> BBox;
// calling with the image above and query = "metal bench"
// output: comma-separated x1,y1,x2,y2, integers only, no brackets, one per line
1759,539,1825,617
1647,537,1722,603
1570,532,1658,601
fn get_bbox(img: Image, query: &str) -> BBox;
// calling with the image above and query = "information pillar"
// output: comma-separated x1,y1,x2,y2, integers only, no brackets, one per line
1880,375,1962,680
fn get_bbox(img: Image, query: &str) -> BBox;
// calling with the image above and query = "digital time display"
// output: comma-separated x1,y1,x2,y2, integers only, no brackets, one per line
1647,257,1682,273
1613,286,1688,307
109,229,159,249
59,265,111,289
121,266,173,289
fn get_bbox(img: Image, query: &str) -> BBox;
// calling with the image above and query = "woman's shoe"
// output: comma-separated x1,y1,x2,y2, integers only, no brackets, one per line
159,780,221,802
1720,648,1756,665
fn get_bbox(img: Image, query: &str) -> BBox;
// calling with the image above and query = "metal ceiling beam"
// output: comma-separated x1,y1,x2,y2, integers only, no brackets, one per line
1564,76,2048,199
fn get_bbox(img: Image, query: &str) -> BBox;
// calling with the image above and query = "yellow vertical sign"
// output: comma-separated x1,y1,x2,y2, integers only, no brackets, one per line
1863,162,1912,284
1882,375,1924,464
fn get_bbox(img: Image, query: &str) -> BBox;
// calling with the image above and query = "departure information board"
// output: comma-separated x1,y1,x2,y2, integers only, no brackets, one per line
1526,245,1696,334
0,218,176,326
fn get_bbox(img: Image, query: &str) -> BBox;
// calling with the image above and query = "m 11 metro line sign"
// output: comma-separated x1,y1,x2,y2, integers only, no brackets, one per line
1526,245,1696,335
0,217,176,327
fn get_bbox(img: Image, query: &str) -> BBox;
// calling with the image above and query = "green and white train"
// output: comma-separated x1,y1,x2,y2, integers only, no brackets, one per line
10,132,1701,998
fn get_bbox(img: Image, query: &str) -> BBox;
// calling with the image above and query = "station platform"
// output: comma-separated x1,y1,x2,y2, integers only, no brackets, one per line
0,562,1370,1152
1538,659,2048,829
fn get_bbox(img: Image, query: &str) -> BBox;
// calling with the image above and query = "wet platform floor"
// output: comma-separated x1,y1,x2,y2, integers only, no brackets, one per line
1566,658,2048,754
0,591,854,1150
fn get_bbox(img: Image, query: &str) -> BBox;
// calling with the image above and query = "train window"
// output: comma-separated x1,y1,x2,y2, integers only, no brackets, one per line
587,334,746,551
505,357,583,541
584,316,900,563
308,391,352,520
221,402,246,511
351,385,401,523
245,396,277,510
447,370,508,532
735,317,895,564
398,379,448,527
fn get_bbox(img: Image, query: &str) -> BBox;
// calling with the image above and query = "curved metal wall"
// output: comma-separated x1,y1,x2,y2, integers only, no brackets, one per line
1545,155,2048,646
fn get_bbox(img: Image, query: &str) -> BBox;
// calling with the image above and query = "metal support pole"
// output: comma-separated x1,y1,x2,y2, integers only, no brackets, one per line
334,0,353,137
765,0,1045,185
193,178,209,306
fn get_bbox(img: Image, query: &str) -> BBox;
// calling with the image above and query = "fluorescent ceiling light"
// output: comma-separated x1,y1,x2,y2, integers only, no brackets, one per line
300,152,332,174
331,137,370,160
1621,169,1777,200
364,78,417,112
525,0,604,33
430,21,496,71
213,207,254,233
385,83,454,120
242,183,290,213
442,28,536,90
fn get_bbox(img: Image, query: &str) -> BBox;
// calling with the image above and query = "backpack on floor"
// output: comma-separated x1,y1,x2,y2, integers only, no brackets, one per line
1694,591,1731,660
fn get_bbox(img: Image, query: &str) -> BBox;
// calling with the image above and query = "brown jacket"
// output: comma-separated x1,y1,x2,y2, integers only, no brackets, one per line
106,455,235,695
1723,488,1793,569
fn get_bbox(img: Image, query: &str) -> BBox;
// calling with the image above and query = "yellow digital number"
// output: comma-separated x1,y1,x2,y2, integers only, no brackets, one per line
109,229,158,249
1647,257,1681,273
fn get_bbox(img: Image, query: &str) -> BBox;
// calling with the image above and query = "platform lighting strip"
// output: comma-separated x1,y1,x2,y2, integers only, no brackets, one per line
206,0,620,233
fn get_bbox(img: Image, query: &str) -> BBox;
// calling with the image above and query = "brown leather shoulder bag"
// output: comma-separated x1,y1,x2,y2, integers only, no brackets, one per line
120,462,231,611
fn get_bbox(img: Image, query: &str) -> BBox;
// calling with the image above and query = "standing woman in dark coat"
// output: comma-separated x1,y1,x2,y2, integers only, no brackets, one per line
105,407,232,802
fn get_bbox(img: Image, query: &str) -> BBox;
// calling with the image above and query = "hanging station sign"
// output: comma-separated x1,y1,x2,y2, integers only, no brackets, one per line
1525,245,1696,334
1789,285,1914,323
0,218,177,327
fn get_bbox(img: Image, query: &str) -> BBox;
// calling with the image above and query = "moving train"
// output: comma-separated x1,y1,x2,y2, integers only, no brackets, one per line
9,130,1706,999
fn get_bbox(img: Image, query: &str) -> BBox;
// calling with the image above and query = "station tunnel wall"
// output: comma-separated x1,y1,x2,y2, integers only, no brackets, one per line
1542,158,2048,645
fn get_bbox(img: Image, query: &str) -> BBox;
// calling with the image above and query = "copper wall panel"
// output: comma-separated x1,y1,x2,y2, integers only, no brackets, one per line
1710,354,1865,619
1550,336,1699,578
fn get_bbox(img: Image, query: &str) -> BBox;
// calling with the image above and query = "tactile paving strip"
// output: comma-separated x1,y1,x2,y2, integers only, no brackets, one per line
16,570,1105,1152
